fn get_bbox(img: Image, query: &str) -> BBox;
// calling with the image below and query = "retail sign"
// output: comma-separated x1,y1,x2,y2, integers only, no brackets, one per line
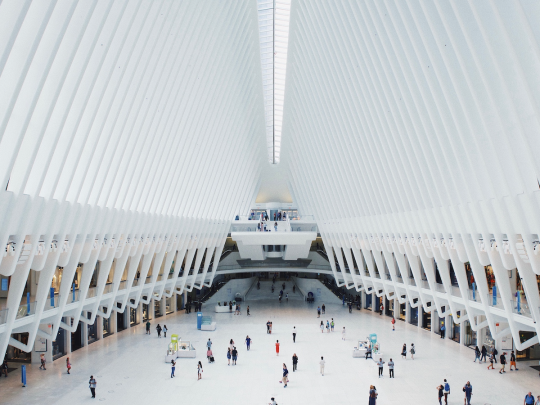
1,279,7,291
501,334,513,350
34,336,47,352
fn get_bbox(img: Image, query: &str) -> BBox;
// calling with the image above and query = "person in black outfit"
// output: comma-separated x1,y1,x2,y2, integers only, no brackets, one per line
322,304,326,314
292,354,298,371
480,346,487,362
499,352,507,374
492,347,498,363
156,324,162,337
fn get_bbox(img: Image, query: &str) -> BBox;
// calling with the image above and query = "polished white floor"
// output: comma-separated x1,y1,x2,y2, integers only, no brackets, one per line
1,299,539,405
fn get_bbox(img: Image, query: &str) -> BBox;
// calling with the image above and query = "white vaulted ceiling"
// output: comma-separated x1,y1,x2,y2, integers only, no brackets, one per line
1,0,540,357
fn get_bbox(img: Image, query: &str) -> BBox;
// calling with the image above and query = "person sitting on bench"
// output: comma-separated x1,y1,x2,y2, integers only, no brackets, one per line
365,345,372,359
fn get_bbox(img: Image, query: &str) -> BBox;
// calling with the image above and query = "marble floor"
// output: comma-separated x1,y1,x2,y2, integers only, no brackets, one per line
1,299,538,405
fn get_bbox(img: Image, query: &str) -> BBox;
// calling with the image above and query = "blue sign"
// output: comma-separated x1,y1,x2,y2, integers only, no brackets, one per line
21,365,26,387
1,279,7,291
50,287,55,307
472,282,476,301
492,285,497,306
27,292,30,314
197,312,203,330
517,291,521,314
72,283,76,302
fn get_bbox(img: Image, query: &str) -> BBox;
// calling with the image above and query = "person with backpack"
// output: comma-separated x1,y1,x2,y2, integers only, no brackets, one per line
473,346,481,362
440,323,446,339
156,324,162,337
499,352,507,373
443,379,450,404
146,320,151,334
331,319,334,331
369,385,378,405
463,381,472,405
492,347,498,363
487,352,495,370
410,343,415,359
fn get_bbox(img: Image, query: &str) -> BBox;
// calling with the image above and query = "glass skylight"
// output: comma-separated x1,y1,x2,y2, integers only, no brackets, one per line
257,0,291,164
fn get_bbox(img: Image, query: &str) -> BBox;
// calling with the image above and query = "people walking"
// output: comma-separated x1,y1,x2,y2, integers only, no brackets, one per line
146,320,151,334
1,360,8,378
488,352,495,369
171,360,176,378
391,317,395,331
369,385,377,405
342,327,346,340
377,358,384,378
410,343,415,359
510,350,518,370
401,343,407,359
463,381,472,405
156,324,162,338
388,358,394,378
499,352,507,373
232,347,238,365
437,384,444,405
207,348,213,363
282,364,288,388
319,356,325,376
89,376,97,398
480,345,487,362
440,323,445,339
197,361,203,380
292,354,298,371
267,320,271,334
245,336,251,351
207,338,212,350
331,319,334,331
326,320,330,333
163,325,167,338
292,326,297,343
317,306,321,318
320,321,324,333
227,348,231,365
524,392,535,405
443,379,450,404
66,357,71,374
322,304,326,314
247,306,250,316
39,353,46,370
275,340,280,356
473,346,480,362
493,346,498,363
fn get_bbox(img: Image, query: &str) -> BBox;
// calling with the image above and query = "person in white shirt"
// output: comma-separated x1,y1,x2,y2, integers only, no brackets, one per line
388,358,394,378
377,358,385,378
292,326,297,343
319,356,325,376
342,327,346,340
268,397,277,405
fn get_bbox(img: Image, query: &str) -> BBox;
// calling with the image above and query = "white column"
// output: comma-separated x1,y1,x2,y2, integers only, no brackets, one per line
124,309,130,329
150,299,155,320
161,296,166,316
445,314,452,340
81,312,88,347
137,302,143,324
97,315,103,340
171,294,177,313
183,291,188,310
65,318,71,355
111,313,117,335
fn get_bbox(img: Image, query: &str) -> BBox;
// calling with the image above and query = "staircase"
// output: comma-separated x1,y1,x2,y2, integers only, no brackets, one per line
244,280,304,301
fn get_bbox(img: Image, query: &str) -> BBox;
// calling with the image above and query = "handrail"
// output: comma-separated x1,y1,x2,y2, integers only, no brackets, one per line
243,277,259,302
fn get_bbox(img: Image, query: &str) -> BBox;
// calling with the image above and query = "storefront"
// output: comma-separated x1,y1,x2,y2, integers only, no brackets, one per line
117,310,126,332
516,332,540,361
384,297,393,317
410,306,418,326
103,314,112,337
364,293,372,310
422,307,431,331
52,327,65,360
166,296,174,314
177,294,184,311
5,333,31,362
143,303,150,321
484,265,495,293
71,321,83,352
464,320,477,347
130,306,137,326
87,315,97,345
154,299,162,318
452,311,461,343
399,303,406,321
